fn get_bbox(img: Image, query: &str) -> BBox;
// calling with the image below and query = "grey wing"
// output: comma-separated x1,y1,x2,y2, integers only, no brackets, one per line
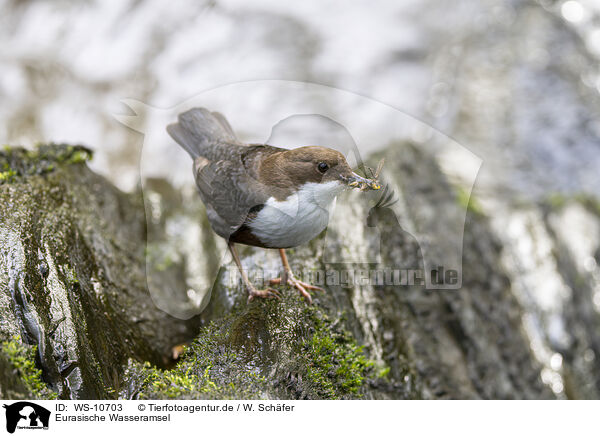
194,158,268,239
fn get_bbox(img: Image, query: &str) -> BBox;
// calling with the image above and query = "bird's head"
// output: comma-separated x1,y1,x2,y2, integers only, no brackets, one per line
262,146,380,196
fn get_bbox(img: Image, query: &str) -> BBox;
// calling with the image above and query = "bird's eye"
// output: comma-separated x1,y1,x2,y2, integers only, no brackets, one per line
317,162,329,173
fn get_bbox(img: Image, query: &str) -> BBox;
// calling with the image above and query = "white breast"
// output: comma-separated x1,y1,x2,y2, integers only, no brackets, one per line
249,181,344,248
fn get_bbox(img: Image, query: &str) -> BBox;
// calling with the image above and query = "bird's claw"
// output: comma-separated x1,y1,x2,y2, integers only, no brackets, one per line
269,275,325,304
247,287,281,302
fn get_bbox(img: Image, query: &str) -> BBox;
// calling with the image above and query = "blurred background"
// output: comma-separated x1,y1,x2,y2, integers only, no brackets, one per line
1,0,600,399
1,0,599,197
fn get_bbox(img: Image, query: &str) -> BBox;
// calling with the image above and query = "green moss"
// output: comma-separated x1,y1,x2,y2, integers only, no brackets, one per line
28,144,93,165
1,336,57,399
65,150,91,165
304,328,374,399
543,192,600,217
125,321,268,400
0,143,93,183
574,193,600,217
456,185,485,216
61,264,79,285
125,294,379,400
134,362,200,399
545,193,568,210
0,168,16,183
0,161,17,184
377,365,391,379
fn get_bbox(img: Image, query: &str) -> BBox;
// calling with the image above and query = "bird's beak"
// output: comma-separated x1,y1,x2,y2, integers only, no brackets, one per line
341,172,381,191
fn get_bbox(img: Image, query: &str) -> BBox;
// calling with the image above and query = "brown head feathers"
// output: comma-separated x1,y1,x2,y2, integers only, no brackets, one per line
256,146,355,198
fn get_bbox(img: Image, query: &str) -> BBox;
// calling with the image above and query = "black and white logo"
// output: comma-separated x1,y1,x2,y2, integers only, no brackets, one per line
2,402,50,433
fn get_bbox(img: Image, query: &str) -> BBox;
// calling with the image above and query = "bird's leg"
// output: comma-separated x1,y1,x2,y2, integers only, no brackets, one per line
228,242,281,302
269,249,324,303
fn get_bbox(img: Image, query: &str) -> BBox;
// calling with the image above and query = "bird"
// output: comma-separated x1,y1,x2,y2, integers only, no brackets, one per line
167,108,379,303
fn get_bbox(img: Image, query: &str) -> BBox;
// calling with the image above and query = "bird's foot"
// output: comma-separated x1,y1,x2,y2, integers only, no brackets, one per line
269,274,324,304
247,286,281,302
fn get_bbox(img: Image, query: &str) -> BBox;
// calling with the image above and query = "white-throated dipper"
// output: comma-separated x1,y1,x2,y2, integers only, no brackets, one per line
167,108,380,303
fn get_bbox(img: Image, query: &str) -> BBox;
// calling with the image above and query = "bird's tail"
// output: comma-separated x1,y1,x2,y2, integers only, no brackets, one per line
167,108,237,159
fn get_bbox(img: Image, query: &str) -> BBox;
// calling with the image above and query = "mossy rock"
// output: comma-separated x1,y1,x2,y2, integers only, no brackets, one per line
123,293,387,400
1,141,566,400
0,143,92,185
0,336,57,399
0,144,200,399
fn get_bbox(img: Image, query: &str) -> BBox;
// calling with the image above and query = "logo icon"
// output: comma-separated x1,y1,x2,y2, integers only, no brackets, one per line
2,402,50,433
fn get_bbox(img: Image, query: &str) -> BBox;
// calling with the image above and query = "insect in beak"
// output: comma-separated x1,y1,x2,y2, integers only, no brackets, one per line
343,158,385,191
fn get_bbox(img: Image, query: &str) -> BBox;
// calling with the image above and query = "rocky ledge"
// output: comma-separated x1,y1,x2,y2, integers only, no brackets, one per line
1,143,599,399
